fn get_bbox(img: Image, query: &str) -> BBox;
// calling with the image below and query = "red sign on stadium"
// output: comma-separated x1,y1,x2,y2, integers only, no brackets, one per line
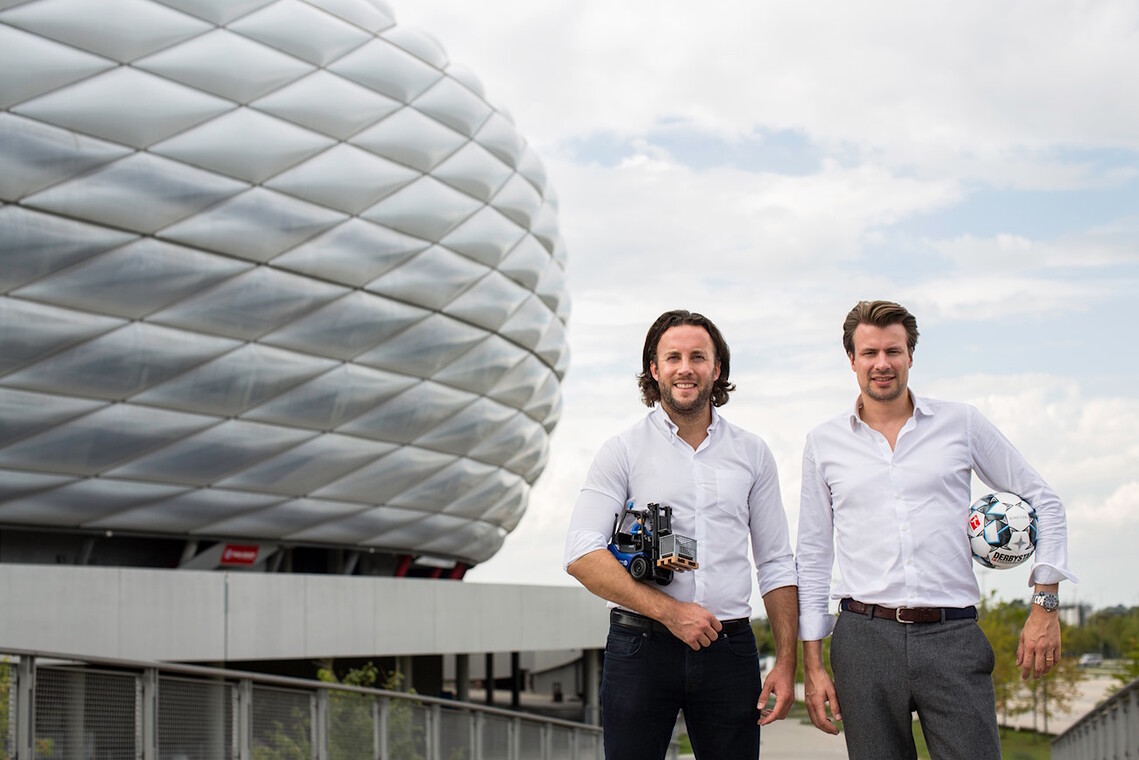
221,544,259,566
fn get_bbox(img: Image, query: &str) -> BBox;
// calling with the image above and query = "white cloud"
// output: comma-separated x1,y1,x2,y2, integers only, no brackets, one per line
398,0,1139,608
399,1,1139,173
551,154,961,294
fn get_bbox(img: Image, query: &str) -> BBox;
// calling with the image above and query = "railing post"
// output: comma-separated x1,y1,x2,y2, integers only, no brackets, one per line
377,696,390,760
467,705,477,760
474,710,484,760
14,656,34,760
141,668,159,760
314,688,329,760
237,679,253,760
371,698,381,760
427,703,439,760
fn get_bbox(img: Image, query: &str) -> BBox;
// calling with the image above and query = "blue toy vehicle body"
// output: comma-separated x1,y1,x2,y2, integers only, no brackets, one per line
607,502,698,586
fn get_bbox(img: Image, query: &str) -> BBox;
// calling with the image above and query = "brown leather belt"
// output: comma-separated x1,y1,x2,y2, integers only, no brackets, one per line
841,598,977,624
610,608,751,636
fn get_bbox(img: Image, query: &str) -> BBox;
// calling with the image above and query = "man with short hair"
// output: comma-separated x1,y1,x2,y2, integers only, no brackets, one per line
565,309,798,760
796,299,1078,760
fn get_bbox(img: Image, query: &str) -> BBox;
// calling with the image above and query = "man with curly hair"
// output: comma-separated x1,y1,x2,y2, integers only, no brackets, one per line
564,309,799,760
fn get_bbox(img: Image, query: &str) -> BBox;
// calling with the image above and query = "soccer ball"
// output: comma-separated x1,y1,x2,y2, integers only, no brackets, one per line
968,492,1037,569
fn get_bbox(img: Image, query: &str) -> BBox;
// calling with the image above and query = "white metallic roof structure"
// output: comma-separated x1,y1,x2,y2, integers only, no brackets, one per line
0,0,570,566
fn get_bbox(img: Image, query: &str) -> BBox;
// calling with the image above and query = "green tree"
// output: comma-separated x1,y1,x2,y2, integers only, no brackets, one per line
978,593,1085,733
1113,636,1139,689
317,663,425,760
977,594,1031,724
1017,656,1083,735
1077,607,1139,659
318,663,378,760
751,619,776,656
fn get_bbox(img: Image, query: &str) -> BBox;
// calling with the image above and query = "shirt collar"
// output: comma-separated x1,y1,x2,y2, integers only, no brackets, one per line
651,403,720,438
848,389,931,430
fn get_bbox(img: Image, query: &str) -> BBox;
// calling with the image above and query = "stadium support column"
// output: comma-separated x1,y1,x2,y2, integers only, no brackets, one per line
456,654,469,702
511,652,521,709
583,648,600,726
485,653,494,705
16,656,35,760
396,656,413,691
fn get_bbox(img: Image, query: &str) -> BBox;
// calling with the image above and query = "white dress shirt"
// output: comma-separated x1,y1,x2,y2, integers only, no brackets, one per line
564,405,797,620
797,391,1078,641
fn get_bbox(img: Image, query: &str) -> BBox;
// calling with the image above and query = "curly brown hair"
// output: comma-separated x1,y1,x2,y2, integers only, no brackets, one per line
841,300,920,357
637,310,736,408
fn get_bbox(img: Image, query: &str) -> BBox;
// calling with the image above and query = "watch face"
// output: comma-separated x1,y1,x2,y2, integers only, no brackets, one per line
1035,593,1059,611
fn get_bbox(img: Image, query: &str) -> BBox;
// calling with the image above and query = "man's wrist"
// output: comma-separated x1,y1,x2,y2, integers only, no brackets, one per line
801,640,827,672
1031,591,1060,613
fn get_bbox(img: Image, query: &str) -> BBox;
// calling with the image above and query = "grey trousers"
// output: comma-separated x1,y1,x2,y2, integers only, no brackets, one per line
829,608,1000,760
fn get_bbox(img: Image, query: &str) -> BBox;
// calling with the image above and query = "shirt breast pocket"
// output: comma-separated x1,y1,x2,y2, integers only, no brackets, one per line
712,471,753,524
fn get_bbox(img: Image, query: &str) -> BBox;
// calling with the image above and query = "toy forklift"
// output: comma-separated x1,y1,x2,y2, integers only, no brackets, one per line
606,502,698,586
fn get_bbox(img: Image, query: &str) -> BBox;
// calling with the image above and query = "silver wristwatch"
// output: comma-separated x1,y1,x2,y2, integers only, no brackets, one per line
1032,592,1059,612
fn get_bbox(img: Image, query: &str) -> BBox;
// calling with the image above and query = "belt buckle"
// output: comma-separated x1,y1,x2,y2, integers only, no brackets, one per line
895,607,915,624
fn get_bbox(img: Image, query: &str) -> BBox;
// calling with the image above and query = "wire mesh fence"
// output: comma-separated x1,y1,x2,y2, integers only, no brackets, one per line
1,650,610,760
2,659,13,760
251,685,314,760
158,675,236,760
481,713,512,760
327,690,374,760
34,666,137,760
437,707,474,760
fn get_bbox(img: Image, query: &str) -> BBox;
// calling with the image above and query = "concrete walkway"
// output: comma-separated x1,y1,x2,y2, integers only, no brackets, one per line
758,717,850,759
674,720,847,760
678,674,1121,758
676,712,848,760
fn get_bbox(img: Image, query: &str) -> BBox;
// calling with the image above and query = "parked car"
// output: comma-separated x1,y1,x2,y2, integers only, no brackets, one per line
1078,653,1103,668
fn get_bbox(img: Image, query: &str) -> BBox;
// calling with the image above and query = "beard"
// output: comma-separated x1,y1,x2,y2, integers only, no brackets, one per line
660,382,714,417
863,375,905,402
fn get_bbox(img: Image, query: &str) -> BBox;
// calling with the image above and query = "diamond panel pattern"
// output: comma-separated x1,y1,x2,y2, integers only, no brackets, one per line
0,0,569,566
1,112,131,200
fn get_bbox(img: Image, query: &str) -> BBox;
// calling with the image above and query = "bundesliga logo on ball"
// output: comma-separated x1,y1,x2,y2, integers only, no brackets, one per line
968,492,1037,569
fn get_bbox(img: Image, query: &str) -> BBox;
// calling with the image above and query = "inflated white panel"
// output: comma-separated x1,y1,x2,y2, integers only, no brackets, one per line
0,0,569,567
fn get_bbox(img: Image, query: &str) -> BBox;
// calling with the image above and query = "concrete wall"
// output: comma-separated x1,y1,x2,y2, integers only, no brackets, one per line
0,564,609,662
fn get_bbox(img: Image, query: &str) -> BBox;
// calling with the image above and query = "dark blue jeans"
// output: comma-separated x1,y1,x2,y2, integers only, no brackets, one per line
600,619,761,760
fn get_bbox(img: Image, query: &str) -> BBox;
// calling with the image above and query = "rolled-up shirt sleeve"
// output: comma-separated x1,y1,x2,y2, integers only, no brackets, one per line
564,488,624,569
563,437,628,571
749,440,798,595
967,406,1079,588
796,436,838,641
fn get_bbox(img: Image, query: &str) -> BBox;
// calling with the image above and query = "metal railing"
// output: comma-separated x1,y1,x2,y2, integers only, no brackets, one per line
1051,676,1139,760
0,649,622,760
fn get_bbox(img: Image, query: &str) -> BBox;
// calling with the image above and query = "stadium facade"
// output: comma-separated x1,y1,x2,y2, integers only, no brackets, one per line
0,0,604,713
0,0,569,577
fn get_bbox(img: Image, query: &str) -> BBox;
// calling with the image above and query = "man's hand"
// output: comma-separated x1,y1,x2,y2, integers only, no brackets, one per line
757,659,795,725
757,585,799,725
662,601,722,650
568,549,718,650
1018,604,1061,680
802,640,842,735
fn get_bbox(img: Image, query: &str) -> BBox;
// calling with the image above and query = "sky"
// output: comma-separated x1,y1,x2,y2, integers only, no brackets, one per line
394,1,1139,615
